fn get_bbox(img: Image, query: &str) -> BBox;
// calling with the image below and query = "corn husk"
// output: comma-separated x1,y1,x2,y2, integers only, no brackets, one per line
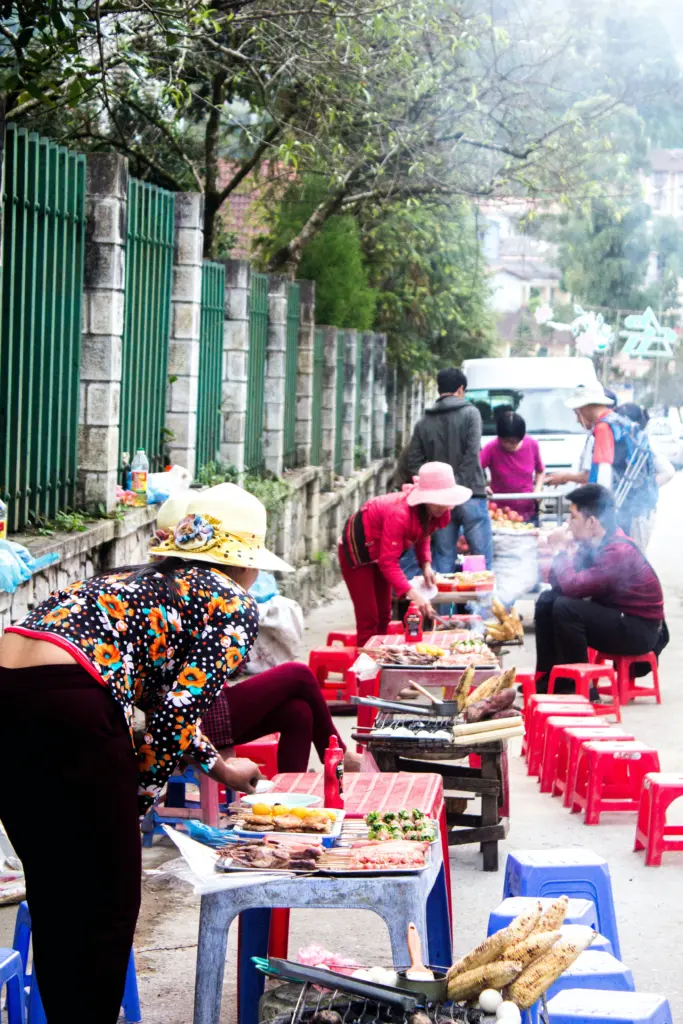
454,665,475,712
447,904,541,978
447,960,522,1001
465,675,502,707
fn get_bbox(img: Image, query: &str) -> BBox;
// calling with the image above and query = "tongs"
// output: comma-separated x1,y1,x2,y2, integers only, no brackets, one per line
252,957,420,1009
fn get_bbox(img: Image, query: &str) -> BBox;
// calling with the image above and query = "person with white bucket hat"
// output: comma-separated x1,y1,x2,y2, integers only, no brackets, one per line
546,383,615,489
0,481,312,1022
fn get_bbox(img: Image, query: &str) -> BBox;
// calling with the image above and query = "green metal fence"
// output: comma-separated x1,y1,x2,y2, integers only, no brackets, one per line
119,178,175,472
283,281,300,469
0,126,86,531
334,330,344,475
245,272,269,474
196,261,226,473
310,327,325,465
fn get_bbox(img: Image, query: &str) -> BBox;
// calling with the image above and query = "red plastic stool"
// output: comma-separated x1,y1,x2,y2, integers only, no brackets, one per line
524,693,589,759
554,726,635,806
548,663,621,722
355,673,381,753
570,741,661,825
326,631,358,647
321,669,359,704
598,651,661,705
309,646,357,687
634,773,683,866
538,717,616,794
387,620,404,635
234,734,280,780
527,702,595,777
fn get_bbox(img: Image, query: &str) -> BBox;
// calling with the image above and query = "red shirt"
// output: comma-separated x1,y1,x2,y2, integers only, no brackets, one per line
550,529,663,620
361,492,449,596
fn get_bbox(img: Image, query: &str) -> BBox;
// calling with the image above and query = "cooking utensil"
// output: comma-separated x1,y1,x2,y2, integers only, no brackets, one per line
253,957,420,1010
352,694,462,717
408,680,443,705
395,923,448,1002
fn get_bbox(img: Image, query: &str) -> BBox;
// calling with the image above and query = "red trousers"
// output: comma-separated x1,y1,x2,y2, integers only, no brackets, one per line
203,662,346,771
338,542,392,647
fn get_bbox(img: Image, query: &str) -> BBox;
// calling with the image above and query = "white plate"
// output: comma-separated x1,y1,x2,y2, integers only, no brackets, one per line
240,792,322,808
409,575,439,601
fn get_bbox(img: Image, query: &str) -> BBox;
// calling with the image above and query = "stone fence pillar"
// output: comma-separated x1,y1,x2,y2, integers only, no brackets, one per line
320,326,338,489
296,279,315,468
78,153,128,510
358,332,375,468
165,193,204,478
396,382,410,454
341,329,358,478
372,333,387,460
263,276,288,476
384,363,397,458
220,259,250,473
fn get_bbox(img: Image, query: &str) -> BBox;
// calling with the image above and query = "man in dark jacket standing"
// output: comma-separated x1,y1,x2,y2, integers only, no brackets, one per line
407,367,493,570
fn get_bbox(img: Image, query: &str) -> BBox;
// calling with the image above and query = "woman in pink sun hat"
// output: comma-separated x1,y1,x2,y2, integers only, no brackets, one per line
339,462,471,645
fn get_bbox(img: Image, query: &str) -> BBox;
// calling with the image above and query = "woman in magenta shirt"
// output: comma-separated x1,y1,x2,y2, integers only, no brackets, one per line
481,411,545,521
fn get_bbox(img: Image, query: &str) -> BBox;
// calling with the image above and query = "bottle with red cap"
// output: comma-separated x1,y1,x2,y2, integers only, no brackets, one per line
403,602,423,643
324,735,344,809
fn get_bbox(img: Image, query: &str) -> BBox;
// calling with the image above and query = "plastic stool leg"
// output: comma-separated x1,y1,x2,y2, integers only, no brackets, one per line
238,909,271,1024
0,950,26,1024
122,950,142,1022
426,863,453,971
27,974,46,1024
11,902,31,984
268,909,290,958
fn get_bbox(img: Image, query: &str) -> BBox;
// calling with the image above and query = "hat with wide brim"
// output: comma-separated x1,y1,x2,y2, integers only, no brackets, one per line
149,483,294,573
405,461,472,507
564,384,615,410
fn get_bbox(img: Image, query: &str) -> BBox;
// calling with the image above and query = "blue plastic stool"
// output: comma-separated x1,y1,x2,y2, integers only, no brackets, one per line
487,896,598,936
522,951,634,1024
546,989,673,1023
12,901,141,1022
0,948,26,1023
561,925,612,954
503,849,621,959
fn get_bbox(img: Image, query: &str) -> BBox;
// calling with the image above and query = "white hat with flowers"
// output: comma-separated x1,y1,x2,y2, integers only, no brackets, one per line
150,483,294,572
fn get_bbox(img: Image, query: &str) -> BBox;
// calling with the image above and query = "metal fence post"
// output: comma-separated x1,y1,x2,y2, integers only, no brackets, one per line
264,276,288,476
221,259,251,474
372,333,387,460
78,152,127,511
341,329,358,478
358,331,375,468
295,279,315,468
320,326,338,487
166,193,204,479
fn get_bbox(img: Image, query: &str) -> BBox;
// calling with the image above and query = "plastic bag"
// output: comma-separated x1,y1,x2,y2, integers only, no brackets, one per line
249,572,279,605
351,652,381,682
0,540,60,595
492,531,539,607
244,596,304,674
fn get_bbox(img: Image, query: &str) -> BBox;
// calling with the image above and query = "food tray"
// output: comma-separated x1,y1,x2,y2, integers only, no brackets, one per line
233,811,345,848
318,844,432,876
215,859,313,874
338,817,440,846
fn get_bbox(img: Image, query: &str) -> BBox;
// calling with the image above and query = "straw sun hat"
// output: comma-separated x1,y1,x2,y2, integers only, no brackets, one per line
149,483,294,573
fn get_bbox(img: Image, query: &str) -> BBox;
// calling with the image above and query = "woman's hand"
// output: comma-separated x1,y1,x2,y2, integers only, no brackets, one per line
421,562,436,589
406,587,436,619
216,756,263,794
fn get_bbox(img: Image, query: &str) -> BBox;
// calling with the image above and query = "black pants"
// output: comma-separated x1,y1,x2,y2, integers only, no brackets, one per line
0,665,140,1023
534,590,661,693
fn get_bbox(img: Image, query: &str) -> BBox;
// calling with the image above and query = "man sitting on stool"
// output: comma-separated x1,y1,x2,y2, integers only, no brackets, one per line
535,483,664,693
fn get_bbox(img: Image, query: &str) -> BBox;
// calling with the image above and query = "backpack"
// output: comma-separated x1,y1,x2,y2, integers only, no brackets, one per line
592,412,658,516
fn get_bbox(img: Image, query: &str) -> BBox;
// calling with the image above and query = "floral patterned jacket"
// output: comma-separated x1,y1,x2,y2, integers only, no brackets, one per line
8,564,259,814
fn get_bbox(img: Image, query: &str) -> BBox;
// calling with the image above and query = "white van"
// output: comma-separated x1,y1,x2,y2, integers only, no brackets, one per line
462,356,599,471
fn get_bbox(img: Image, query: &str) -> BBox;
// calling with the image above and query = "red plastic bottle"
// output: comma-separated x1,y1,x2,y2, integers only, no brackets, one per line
404,602,424,643
324,735,345,809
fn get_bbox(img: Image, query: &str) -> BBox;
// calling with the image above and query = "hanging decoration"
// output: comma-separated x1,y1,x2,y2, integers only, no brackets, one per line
619,307,678,359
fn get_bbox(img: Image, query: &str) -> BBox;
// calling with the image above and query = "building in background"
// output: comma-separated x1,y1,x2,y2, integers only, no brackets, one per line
642,150,683,220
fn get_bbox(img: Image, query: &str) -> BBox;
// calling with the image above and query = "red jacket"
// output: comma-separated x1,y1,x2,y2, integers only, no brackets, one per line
551,529,664,620
360,492,449,596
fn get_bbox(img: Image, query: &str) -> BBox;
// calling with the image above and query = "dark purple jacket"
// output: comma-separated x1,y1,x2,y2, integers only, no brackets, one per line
550,529,663,621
